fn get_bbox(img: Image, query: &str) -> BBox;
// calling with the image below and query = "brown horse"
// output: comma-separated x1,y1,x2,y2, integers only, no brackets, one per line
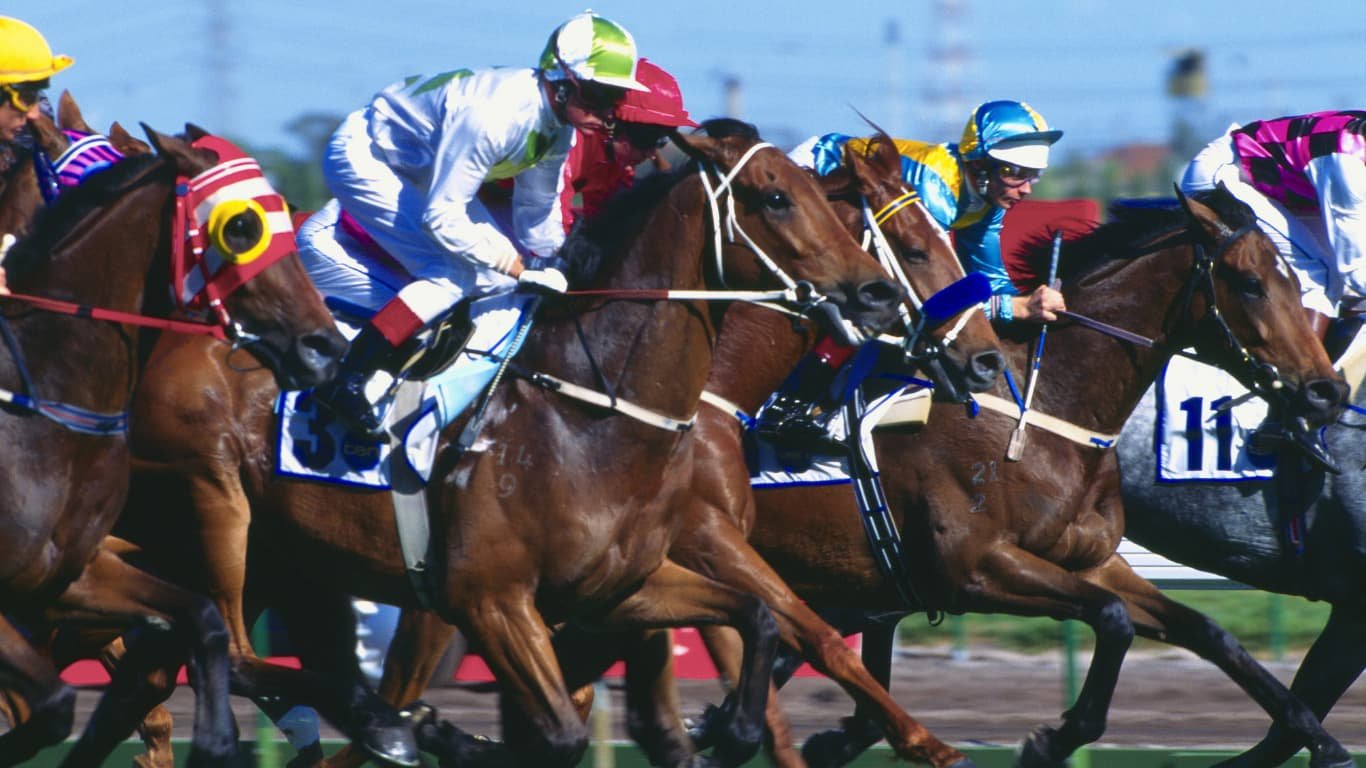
324,131,1007,768
0,111,344,767
679,186,1355,768
110,118,915,767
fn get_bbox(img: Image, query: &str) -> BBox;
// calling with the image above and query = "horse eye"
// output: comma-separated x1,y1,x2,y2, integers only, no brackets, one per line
901,248,929,264
224,211,264,252
1234,274,1265,298
762,190,791,212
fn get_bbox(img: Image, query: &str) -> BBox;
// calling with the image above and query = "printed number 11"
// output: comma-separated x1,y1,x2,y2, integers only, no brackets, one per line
1179,396,1234,472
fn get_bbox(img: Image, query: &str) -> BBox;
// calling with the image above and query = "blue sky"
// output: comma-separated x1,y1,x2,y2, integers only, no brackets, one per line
19,1,1366,161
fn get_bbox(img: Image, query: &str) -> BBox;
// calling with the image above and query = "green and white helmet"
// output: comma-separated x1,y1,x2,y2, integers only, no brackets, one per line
539,12,647,92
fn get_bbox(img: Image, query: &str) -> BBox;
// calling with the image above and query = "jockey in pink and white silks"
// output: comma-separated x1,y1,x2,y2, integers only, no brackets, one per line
1181,111,1366,322
301,12,648,437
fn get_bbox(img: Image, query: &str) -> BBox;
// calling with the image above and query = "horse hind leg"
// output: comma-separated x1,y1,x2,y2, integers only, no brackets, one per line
800,621,899,768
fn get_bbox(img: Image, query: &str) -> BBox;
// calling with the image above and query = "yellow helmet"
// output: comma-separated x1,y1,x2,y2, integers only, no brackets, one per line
0,17,73,86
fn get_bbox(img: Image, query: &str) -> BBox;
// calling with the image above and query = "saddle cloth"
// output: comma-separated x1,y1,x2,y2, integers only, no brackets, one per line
275,291,535,489
1155,354,1275,483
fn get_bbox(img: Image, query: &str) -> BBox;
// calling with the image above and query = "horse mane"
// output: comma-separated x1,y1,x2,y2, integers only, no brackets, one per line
6,152,169,279
1012,186,1254,287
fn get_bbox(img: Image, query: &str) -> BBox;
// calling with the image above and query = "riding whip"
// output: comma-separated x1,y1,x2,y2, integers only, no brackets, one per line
1006,230,1062,461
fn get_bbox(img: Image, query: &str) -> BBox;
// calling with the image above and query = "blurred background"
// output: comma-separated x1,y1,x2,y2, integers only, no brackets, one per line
21,0,1365,210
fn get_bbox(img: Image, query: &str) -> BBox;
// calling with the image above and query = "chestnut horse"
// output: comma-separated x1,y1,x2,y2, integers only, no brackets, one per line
326,130,1006,768
0,115,343,767
680,187,1355,768
112,120,912,767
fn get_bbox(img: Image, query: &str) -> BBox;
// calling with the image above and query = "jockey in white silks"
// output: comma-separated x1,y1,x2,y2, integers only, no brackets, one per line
300,12,648,437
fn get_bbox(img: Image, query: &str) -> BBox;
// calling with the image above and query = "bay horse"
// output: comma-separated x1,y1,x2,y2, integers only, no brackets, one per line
0,113,344,767
668,186,1356,768
1116,374,1366,767
112,119,912,767
324,130,1006,768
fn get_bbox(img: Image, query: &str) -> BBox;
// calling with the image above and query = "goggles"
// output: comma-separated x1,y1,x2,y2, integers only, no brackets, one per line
2,82,45,113
617,123,670,151
994,161,1043,187
554,53,626,114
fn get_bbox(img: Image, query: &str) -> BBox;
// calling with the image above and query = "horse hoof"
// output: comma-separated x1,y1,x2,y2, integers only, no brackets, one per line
801,729,860,768
361,723,420,768
1014,726,1065,768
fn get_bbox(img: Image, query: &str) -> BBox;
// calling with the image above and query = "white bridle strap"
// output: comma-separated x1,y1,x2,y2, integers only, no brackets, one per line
698,142,800,291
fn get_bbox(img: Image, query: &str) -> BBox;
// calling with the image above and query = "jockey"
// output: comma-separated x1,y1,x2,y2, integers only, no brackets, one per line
0,16,70,147
559,58,696,230
763,100,1066,453
0,15,72,292
307,12,650,437
1180,111,1366,333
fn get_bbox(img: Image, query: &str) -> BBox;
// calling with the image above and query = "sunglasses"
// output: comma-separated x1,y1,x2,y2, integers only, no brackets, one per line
994,162,1043,187
2,83,45,113
573,81,626,113
617,124,670,151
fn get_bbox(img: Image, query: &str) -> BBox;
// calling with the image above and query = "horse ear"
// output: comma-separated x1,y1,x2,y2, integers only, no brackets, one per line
109,122,152,156
57,91,94,135
184,123,211,141
670,129,725,165
1175,183,1232,243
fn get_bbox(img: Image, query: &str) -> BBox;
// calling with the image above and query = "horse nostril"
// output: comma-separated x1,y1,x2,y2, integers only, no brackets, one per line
856,279,903,309
301,330,347,365
971,350,1005,382
1305,378,1348,410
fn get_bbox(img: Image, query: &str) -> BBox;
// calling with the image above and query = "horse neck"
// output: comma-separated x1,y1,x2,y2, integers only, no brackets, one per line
1023,244,1194,434
0,162,43,240
36,179,170,310
519,174,721,424
707,303,814,412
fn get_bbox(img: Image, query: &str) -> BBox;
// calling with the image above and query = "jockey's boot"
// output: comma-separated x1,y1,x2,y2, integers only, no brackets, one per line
312,322,401,439
753,336,858,455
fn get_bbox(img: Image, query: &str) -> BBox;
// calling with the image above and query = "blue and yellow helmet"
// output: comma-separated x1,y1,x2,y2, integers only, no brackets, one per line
959,100,1062,169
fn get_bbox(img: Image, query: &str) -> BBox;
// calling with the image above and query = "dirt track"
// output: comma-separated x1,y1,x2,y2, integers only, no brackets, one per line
76,644,1365,757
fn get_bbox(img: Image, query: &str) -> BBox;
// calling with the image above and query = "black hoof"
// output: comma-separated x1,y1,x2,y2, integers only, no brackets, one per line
361,722,420,767
1015,726,1065,768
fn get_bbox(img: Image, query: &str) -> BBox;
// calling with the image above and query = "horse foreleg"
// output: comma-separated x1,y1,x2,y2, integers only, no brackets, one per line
323,607,457,768
45,547,234,768
1086,557,1355,768
964,545,1136,768
698,625,804,768
0,617,74,766
456,591,590,767
96,637,177,768
679,522,966,768
1238,604,1366,767
800,621,898,768
592,558,778,768
185,471,257,658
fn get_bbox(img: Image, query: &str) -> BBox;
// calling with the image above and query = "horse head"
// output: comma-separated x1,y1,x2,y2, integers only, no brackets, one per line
669,119,903,338
1172,185,1347,435
837,131,1005,398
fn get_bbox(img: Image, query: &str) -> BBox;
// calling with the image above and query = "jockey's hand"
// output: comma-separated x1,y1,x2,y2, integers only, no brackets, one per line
1015,283,1066,322
518,267,568,294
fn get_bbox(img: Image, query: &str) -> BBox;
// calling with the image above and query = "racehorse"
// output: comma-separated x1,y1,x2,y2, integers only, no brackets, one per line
1116,376,1366,767
111,119,913,768
672,186,1356,768
0,111,344,767
325,129,1007,768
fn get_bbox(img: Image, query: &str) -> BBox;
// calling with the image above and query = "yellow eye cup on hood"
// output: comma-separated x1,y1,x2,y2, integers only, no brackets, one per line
206,198,270,264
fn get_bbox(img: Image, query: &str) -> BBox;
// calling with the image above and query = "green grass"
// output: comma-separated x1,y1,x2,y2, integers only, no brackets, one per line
897,589,1333,657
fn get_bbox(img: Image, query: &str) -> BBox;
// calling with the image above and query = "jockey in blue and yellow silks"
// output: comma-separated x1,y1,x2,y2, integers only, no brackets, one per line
755,100,1065,454
792,99,1064,323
